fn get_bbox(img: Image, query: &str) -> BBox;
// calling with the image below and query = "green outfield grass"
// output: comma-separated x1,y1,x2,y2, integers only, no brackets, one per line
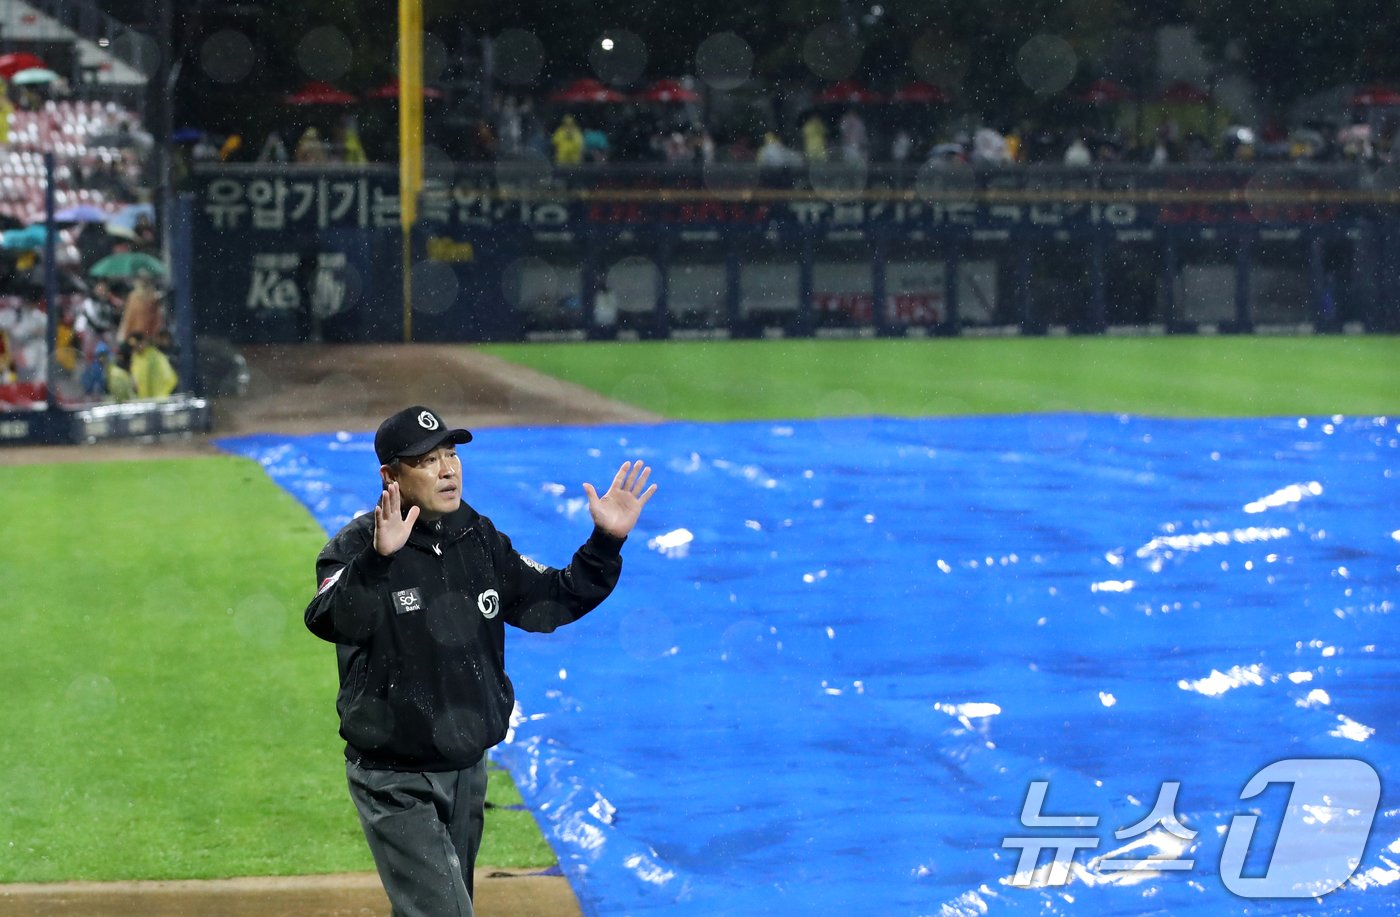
0,457,552,882
479,336,1400,419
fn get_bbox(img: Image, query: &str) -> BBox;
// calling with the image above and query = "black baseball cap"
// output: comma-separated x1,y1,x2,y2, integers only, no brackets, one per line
374,406,472,465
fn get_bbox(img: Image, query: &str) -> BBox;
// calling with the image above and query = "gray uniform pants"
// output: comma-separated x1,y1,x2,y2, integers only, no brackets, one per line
347,757,489,917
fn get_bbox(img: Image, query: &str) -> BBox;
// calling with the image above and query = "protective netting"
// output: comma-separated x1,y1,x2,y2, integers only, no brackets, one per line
219,414,1399,915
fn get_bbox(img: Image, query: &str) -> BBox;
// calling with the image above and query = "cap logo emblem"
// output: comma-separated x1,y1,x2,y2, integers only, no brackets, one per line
417,411,440,431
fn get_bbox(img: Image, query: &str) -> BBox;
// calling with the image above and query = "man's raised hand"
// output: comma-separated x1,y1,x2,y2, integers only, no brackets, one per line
585,461,657,538
374,481,419,556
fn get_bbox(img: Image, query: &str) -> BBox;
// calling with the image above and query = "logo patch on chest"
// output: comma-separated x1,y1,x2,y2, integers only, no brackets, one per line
477,589,500,619
393,588,424,614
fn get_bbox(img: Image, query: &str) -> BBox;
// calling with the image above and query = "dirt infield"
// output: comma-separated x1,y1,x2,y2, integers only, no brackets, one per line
0,869,579,917
0,343,662,467
1,343,664,914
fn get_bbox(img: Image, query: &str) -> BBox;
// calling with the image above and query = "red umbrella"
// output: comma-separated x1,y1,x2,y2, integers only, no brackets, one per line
0,52,44,79
634,78,700,104
891,81,951,104
283,80,358,106
1160,80,1210,104
1076,78,1128,105
367,79,445,100
548,77,626,103
1350,84,1400,107
815,80,884,105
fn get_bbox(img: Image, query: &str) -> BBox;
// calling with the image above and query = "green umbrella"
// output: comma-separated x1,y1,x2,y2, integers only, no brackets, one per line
89,251,167,279
11,67,60,85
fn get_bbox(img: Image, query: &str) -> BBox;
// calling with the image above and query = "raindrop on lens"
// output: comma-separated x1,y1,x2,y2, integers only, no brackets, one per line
502,257,561,310
607,255,661,311
65,673,118,715
1371,162,1400,193
1016,34,1077,95
619,608,676,660
411,260,459,315
422,32,449,83
422,144,455,185
703,159,759,191
495,150,553,193
199,30,256,84
338,260,365,311
695,32,753,90
314,371,371,417
589,30,647,85
910,32,968,89
232,593,290,647
816,389,874,442
430,376,468,409
1243,166,1307,218
111,29,162,77
296,26,353,82
1025,413,1087,456
914,157,975,204
493,29,546,86
803,24,862,81
612,372,668,416
809,158,868,200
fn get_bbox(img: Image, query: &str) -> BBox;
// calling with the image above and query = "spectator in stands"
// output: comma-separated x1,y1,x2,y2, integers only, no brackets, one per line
520,100,548,158
466,118,497,161
661,131,690,165
583,125,610,163
551,115,584,165
259,130,290,163
498,96,523,155
126,331,178,399
971,127,1011,164
295,127,331,164
115,120,155,155
116,274,162,342
0,325,13,384
803,113,828,163
891,129,914,165
340,120,368,164
839,109,868,163
74,283,120,353
1064,135,1093,165
592,278,617,328
0,81,11,146
757,132,801,169
693,129,716,164
1148,135,1171,166
132,213,158,250
154,327,179,358
192,134,221,163
80,340,109,397
107,339,135,403
219,133,244,162
725,132,755,162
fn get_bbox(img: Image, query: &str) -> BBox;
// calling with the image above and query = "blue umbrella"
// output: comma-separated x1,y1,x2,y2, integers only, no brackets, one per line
53,204,109,223
2,225,49,251
172,127,204,144
107,203,155,231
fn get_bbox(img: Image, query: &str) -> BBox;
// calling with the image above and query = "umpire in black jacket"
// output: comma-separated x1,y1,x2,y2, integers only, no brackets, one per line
305,405,656,917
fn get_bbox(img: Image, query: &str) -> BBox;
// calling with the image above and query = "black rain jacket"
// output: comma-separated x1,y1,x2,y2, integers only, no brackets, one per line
305,502,624,771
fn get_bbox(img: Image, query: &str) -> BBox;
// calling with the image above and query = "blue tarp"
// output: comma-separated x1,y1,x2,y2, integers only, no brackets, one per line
218,414,1400,915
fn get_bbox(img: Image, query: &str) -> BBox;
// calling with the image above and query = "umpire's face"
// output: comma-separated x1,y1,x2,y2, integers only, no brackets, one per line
382,444,463,521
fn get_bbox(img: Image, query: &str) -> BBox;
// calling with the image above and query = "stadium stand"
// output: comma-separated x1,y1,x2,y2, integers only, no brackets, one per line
0,0,198,441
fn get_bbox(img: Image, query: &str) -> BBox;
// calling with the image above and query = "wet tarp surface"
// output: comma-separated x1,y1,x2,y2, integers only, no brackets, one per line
219,415,1399,915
